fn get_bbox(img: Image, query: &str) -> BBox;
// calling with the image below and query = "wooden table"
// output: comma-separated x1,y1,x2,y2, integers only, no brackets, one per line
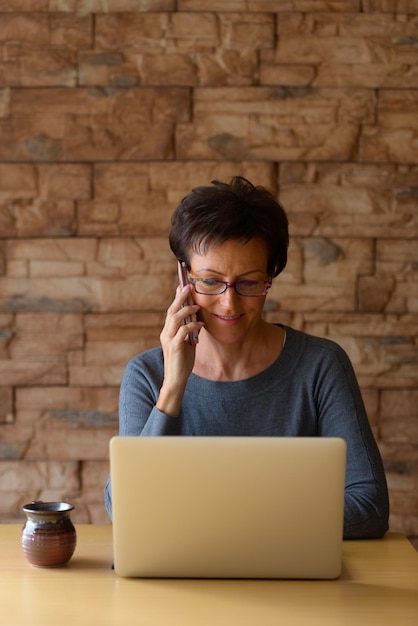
1,525,417,625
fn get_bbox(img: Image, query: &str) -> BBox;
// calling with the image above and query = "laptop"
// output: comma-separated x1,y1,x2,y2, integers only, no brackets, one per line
110,436,346,579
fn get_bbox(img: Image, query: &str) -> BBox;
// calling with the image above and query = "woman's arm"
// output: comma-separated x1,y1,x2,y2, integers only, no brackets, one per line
104,349,183,518
104,283,204,518
315,342,389,539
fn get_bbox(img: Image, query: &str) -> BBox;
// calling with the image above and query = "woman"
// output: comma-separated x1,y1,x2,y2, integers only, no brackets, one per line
105,176,389,539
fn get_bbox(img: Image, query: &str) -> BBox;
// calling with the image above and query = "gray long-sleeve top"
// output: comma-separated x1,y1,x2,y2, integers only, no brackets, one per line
105,325,389,539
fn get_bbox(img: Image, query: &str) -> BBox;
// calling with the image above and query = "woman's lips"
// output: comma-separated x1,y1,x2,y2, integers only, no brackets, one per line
214,314,243,322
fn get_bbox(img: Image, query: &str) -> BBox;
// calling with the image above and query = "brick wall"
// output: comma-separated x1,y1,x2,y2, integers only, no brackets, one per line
0,1,417,546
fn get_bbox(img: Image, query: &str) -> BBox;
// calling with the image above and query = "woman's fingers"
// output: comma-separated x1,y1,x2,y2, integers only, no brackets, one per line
163,286,201,342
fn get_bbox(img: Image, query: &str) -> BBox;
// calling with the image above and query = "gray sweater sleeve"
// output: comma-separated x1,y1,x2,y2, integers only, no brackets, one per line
305,339,389,539
104,327,389,539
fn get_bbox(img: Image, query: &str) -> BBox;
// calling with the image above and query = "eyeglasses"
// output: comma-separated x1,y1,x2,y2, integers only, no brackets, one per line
188,276,272,297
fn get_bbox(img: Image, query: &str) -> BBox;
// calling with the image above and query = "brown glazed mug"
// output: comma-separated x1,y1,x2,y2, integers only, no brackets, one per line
21,501,77,567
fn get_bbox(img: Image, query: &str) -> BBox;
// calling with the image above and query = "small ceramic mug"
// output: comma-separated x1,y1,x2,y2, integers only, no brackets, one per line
21,501,77,567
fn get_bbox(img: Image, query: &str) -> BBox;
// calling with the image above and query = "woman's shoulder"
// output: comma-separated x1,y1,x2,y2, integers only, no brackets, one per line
123,346,164,378
283,325,352,364
274,325,357,390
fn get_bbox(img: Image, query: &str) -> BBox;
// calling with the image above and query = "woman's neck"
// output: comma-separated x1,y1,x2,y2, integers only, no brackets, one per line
193,323,285,382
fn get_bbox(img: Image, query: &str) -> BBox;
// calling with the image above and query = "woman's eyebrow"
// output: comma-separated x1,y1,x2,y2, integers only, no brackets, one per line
193,268,265,276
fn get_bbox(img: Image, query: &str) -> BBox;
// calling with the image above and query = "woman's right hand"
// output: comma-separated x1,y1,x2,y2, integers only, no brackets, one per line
156,285,203,416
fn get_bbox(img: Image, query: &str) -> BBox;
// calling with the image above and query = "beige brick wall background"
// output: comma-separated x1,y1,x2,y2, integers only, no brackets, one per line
0,1,417,546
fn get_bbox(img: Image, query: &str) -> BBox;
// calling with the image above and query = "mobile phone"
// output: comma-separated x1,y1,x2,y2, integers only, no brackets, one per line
177,261,199,345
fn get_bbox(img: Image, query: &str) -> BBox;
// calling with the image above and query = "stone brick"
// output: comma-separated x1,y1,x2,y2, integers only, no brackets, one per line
301,237,374,284
70,313,164,385
0,361,67,386
69,365,125,387
0,2,49,9
10,385,118,462
381,418,418,444
0,459,79,494
381,389,418,420
80,12,274,87
10,332,83,360
302,312,418,338
0,313,13,359
0,459,81,522
34,1,176,11
357,275,394,313
328,335,418,389
177,87,375,161
0,387,13,424
37,164,91,200
76,460,111,524
360,90,418,164
16,385,119,415
68,322,162,386
178,1,360,10
0,87,190,162
0,274,171,313
363,0,418,12
0,244,5,278
0,310,13,325
8,313,84,364
0,87,10,118
279,162,418,238
83,330,160,365
0,420,34,459
76,312,164,385
358,240,418,314
50,14,93,47
380,441,418,465
85,312,164,329
0,163,90,237
386,469,415,493
0,237,182,313
15,312,83,333
0,14,50,44
270,281,355,313
26,423,118,461
268,237,374,313
78,161,275,236
388,491,418,536
0,14,92,87
7,238,96,263
260,12,418,88
377,238,418,266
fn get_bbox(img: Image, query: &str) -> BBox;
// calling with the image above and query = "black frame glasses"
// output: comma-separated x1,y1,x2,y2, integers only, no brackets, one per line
188,276,272,297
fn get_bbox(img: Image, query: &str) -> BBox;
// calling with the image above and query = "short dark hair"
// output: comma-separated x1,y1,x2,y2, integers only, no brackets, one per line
169,176,289,278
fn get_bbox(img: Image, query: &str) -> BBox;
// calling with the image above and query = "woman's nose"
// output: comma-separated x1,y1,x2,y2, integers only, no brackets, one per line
219,284,239,305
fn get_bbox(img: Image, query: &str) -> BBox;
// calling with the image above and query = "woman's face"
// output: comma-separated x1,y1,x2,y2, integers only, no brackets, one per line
188,238,270,346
